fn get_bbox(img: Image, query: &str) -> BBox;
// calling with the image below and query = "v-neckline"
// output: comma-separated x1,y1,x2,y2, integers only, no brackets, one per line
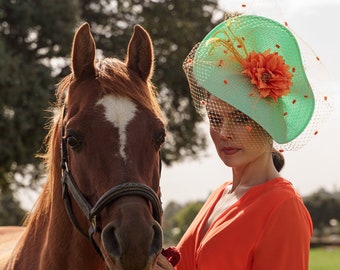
198,178,283,245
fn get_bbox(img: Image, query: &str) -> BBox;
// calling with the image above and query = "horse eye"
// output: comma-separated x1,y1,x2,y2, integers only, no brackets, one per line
155,131,166,148
66,135,82,149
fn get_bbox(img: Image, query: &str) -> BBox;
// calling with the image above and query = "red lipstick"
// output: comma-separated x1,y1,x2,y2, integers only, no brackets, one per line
221,147,239,155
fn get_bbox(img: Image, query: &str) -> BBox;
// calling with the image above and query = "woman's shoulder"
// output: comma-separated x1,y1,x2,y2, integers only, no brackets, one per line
247,177,305,208
267,177,301,197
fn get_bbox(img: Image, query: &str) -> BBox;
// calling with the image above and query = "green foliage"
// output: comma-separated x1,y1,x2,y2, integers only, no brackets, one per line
0,0,80,222
162,201,183,245
303,189,340,236
140,0,221,164
0,193,26,225
162,200,204,244
0,0,222,222
0,0,81,58
78,0,224,164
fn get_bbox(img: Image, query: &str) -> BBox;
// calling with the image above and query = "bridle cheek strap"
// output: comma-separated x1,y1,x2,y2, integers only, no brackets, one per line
61,170,92,238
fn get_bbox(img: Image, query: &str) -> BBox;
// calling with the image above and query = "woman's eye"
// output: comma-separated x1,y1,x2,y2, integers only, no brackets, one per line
232,112,250,124
66,135,82,149
208,112,223,127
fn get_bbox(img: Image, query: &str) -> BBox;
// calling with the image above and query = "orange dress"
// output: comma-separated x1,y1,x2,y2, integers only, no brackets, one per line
175,178,312,270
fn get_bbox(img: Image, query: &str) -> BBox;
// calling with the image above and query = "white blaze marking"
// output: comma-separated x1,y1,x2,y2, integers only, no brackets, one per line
96,96,137,160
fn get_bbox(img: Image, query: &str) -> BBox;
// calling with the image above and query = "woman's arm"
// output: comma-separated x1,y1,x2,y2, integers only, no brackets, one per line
252,197,313,270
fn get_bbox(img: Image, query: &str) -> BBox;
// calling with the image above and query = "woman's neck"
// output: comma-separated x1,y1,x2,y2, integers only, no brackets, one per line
231,153,280,192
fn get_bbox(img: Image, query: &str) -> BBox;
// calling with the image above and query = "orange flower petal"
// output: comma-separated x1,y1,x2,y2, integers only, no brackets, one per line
242,50,292,102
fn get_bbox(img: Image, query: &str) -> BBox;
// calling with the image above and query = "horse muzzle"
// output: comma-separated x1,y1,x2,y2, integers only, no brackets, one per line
101,216,163,270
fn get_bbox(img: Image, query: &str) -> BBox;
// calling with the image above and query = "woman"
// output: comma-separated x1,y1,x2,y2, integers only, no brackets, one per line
173,97,312,270
157,14,331,270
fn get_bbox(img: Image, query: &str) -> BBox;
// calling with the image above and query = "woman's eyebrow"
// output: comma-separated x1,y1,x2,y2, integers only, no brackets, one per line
207,110,219,116
208,108,238,117
230,109,247,117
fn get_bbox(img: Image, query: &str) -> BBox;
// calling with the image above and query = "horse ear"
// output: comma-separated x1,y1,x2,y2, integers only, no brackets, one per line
126,25,154,81
71,23,96,79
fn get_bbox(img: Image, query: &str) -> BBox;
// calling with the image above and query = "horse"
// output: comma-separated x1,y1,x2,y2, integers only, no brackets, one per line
0,22,166,270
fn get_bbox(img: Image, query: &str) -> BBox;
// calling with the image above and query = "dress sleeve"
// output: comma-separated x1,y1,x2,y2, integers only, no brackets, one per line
252,197,313,270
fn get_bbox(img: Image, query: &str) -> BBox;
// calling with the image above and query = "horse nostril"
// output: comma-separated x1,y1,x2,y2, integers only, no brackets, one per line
102,220,163,269
101,223,121,259
150,222,163,256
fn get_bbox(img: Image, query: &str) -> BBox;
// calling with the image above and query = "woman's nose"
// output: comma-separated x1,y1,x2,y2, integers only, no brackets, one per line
218,122,233,140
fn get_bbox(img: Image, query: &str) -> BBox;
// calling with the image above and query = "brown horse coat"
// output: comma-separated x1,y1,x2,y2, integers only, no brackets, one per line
0,23,165,270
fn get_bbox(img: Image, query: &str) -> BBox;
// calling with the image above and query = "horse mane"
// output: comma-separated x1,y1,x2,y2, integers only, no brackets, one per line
24,58,164,228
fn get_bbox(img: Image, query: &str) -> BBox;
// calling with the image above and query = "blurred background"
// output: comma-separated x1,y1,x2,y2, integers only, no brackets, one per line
0,0,339,268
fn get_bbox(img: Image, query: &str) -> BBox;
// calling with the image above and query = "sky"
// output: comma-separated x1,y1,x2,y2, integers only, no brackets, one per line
19,0,340,210
159,0,340,206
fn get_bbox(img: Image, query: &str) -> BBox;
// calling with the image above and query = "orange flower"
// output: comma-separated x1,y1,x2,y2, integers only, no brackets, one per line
241,50,293,101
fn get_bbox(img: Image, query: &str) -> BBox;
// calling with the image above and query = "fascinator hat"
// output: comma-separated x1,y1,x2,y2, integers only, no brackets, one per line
183,15,332,150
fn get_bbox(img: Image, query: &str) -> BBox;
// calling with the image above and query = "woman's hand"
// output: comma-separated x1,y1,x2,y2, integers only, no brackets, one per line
154,254,175,270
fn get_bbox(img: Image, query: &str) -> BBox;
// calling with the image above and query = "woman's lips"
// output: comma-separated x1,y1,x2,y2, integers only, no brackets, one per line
221,147,240,155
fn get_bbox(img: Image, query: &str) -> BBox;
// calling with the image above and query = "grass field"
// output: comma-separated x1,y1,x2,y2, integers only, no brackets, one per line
309,247,340,270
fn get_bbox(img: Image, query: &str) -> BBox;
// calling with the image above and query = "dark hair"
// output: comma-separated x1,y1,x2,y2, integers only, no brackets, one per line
272,149,285,172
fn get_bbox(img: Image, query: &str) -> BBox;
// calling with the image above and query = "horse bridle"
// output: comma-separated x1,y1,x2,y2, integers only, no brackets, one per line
60,107,163,259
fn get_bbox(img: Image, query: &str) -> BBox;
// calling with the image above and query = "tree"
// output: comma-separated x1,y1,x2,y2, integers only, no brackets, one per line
0,193,25,225
162,201,184,245
140,0,222,164
0,0,223,222
78,0,223,164
303,189,340,237
0,0,80,222
162,200,204,245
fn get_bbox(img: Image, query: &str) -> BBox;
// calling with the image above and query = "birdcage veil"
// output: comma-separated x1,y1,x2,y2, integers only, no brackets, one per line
183,13,332,151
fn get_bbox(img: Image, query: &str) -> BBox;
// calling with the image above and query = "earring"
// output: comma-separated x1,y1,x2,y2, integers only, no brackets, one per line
268,137,273,146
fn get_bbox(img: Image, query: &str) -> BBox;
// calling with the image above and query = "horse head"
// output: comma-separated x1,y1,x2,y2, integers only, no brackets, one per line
59,23,165,269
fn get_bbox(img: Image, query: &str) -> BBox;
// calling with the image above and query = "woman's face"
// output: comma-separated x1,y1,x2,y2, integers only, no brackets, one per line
207,95,272,168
